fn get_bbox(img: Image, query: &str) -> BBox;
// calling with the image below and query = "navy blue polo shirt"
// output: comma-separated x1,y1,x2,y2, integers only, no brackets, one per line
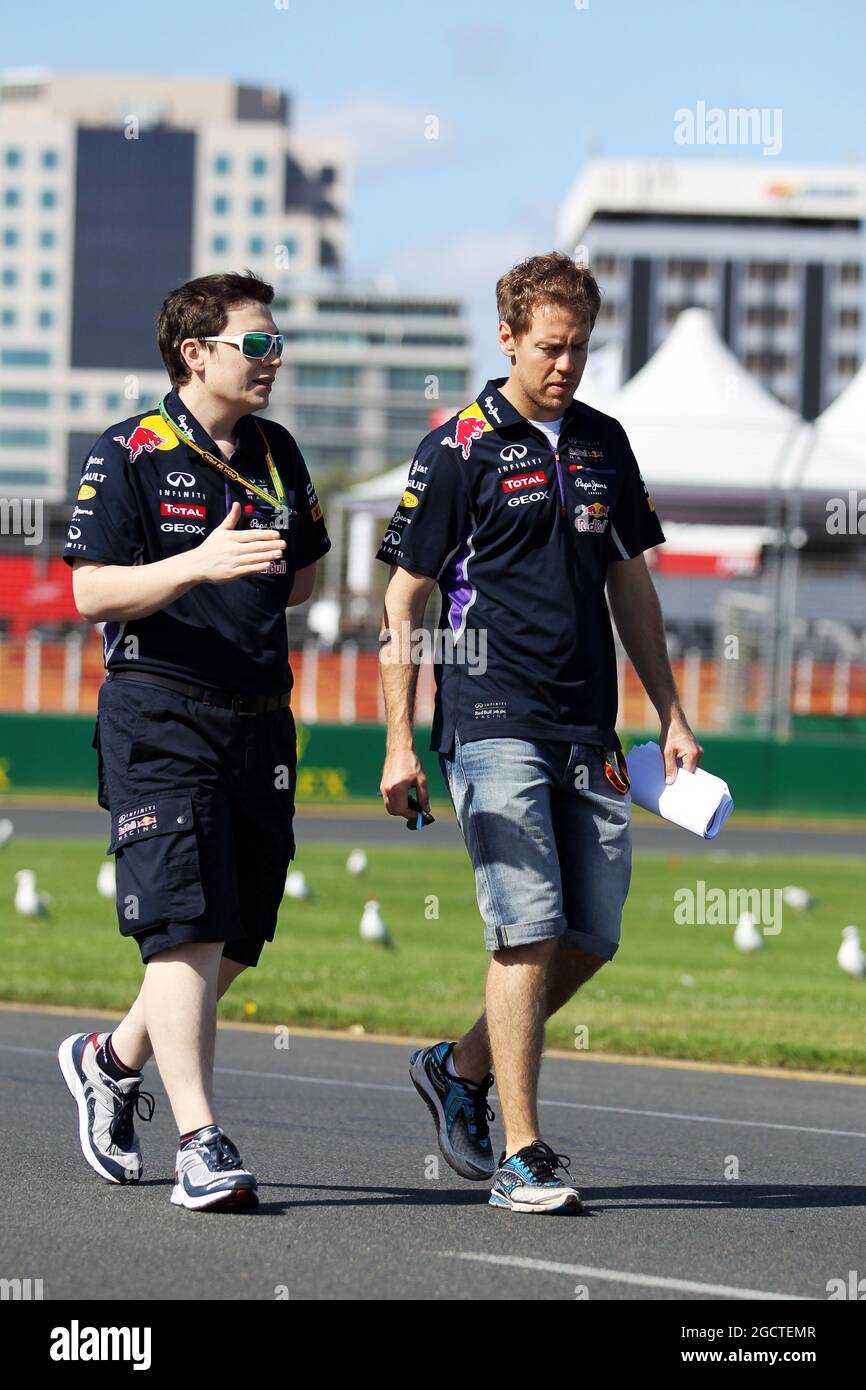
63,387,330,693
375,377,665,755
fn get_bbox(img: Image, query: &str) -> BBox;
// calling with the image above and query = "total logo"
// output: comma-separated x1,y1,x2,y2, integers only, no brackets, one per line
501,471,546,494
159,502,205,520
507,489,548,508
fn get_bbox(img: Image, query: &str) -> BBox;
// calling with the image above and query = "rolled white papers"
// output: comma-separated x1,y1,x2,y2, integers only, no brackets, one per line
626,741,734,839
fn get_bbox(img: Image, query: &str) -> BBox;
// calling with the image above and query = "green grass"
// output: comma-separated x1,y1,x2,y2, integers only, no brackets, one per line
2,840,866,1074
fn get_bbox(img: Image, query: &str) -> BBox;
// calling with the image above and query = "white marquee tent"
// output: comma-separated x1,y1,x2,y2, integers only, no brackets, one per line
795,357,866,498
580,307,806,519
328,306,860,598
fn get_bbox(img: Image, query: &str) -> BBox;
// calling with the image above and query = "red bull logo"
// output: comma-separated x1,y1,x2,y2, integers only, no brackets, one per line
442,415,488,460
118,813,158,836
114,426,167,462
574,500,610,533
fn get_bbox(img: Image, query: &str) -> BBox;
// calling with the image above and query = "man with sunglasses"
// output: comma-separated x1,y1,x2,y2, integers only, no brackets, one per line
58,271,330,1211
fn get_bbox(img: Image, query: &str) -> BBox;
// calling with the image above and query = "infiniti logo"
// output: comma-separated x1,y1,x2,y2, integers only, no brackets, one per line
383,530,401,545
166,471,196,487
500,444,527,462
67,525,81,539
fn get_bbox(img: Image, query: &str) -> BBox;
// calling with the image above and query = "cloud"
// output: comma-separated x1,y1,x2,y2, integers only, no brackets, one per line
301,96,454,175
444,24,515,78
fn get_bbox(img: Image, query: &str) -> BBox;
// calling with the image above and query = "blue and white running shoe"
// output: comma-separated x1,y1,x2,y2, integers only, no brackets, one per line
58,1031,154,1185
489,1141,582,1213
409,1042,495,1180
170,1125,258,1211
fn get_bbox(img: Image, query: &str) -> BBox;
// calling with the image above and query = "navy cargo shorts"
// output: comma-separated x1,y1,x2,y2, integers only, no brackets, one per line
93,675,297,967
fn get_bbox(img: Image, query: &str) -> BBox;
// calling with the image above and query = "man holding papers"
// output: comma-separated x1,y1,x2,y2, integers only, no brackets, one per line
377,252,702,1214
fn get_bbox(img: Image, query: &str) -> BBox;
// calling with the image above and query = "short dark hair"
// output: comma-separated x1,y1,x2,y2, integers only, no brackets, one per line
496,251,601,342
156,270,275,386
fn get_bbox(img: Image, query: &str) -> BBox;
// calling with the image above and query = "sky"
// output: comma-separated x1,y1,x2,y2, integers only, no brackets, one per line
5,0,865,379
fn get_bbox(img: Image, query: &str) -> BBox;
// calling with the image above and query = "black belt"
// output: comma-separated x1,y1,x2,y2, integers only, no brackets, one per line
106,669,291,715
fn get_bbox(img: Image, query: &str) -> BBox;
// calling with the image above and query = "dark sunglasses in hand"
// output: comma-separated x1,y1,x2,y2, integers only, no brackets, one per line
406,794,435,832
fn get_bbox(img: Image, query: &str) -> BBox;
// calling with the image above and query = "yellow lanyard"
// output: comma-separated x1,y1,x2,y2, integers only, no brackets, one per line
158,398,286,510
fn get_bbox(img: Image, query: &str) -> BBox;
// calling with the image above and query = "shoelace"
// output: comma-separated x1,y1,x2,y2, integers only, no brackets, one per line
200,1131,244,1172
109,1088,155,1147
453,1072,496,1139
513,1142,571,1184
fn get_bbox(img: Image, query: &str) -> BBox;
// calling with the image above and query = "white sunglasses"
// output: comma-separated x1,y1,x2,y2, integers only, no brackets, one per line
199,331,284,360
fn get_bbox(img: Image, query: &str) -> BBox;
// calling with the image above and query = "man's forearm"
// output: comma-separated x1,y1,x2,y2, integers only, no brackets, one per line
380,615,422,753
74,551,202,624
607,561,682,722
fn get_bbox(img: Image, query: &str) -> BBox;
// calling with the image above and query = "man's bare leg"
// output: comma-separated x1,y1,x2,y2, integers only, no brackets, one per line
482,937,561,1156
112,955,247,1073
121,941,226,1135
453,942,607,1093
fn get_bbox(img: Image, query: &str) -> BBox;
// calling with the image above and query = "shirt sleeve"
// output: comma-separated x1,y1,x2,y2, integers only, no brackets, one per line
605,423,665,562
62,433,146,568
287,438,331,571
375,432,471,579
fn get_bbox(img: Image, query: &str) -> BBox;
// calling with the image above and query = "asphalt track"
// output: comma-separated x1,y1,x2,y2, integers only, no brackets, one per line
2,1006,865,1302
2,801,865,857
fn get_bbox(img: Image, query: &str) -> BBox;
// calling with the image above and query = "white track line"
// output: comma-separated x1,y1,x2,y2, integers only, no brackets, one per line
215,1066,866,1140
6,1045,866,1141
431,1251,812,1301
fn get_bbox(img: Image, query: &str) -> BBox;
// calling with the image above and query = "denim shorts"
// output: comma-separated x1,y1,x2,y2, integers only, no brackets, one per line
439,732,632,957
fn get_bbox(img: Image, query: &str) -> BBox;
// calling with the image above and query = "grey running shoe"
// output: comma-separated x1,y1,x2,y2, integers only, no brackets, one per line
170,1125,258,1211
58,1031,154,1184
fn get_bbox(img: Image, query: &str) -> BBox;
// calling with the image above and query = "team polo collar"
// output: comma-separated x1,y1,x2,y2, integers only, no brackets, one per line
474,378,582,434
163,388,248,458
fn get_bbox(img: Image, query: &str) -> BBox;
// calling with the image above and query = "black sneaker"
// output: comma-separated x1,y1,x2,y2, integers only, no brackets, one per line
58,1031,154,1184
409,1042,496,1180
